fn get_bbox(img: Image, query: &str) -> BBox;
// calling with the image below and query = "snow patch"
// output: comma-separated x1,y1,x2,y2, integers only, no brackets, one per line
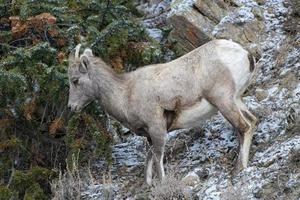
145,28,163,41
212,1,258,36
169,0,196,16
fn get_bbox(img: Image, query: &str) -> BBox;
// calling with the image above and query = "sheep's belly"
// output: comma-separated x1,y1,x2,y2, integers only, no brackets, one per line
172,99,217,129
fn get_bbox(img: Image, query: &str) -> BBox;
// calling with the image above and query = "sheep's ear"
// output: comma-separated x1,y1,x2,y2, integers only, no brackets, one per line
83,48,93,57
79,55,89,74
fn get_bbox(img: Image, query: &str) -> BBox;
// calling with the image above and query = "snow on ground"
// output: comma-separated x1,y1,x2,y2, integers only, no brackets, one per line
169,0,196,16
212,0,259,35
137,0,172,40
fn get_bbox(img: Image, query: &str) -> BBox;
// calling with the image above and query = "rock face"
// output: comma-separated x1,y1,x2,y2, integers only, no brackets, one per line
168,0,264,57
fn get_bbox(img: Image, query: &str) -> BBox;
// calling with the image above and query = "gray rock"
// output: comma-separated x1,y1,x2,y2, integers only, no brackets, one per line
167,0,264,57
182,171,200,187
194,0,229,23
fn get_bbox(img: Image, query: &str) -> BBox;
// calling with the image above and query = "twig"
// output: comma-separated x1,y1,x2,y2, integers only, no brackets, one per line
53,143,62,168
44,24,50,44
40,102,48,126
9,37,31,45
7,161,15,187
0,43,17,50
55,23,74,27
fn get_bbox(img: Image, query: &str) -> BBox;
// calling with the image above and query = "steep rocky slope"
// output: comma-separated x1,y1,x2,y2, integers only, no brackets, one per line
82,0,300,199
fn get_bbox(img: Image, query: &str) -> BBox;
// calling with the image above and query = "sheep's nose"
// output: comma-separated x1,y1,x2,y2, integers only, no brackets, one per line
67,103,73,111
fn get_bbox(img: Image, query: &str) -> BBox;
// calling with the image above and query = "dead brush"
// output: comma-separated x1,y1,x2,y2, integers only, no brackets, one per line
50,155,95,200
274,37,294,69
220,180,249,200
149,169,189,200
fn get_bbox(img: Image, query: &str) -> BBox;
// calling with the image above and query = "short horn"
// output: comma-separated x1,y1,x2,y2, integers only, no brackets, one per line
68,44,82,63
75,44,82,59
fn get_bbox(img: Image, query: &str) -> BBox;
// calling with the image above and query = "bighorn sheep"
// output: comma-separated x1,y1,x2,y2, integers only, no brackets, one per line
68,39,257,185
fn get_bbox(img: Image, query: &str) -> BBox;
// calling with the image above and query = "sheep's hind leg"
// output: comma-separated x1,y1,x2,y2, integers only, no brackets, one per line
207,95,253,173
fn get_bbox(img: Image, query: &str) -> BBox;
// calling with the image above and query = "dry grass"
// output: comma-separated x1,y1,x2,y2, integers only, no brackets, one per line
149,170,189,200
50,156,95,200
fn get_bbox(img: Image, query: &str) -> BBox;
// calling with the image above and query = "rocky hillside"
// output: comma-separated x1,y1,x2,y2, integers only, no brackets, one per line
80,0,300,199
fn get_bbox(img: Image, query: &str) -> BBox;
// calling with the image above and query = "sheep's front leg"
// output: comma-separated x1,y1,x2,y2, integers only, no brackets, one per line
148,126,167,181
145,136,154,185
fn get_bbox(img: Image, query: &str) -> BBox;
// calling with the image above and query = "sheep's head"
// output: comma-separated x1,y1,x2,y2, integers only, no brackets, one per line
67,44,95,112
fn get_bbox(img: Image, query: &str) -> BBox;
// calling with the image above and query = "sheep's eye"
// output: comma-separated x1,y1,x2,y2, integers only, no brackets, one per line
72,79,79,86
